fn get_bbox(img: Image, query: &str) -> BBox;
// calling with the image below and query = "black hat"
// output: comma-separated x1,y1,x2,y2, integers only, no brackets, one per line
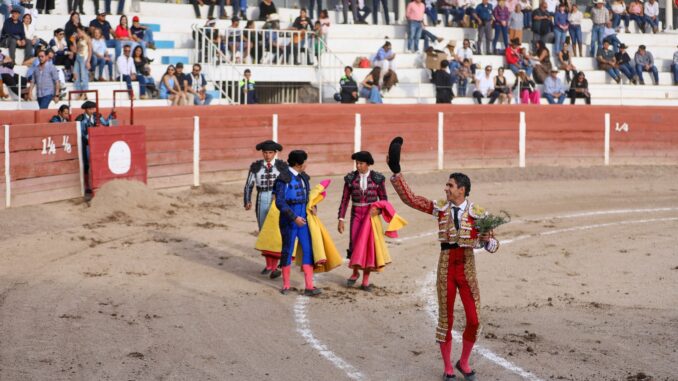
256,139,283,152
81,100,97,109
351,151,374,165
387,136,403,174
619,43,628,49
287,150,308,167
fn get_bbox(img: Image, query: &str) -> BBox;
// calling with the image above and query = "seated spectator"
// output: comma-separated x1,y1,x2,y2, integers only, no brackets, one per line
132,45,156,97
634,45,658,85
91,28,113,81
0,51,30,100
597,40,620,83
131,16,156,51
444,41,457,62
338,66,358,104
318,9,330,39
186,63,213,105
159,65,188,105
258,0,277,21
610,0,630,32
438,0,455,27
354,0,371,24
425,0,438,26
557,41,577,83
531,1,553,45
543,68,566,104
114,15,137,58
602,22,621,53
116,44,147,99
239,68,257,104
508,4,523,43
626,0,644,32
472,65,494,104
457,58,473,96
532,40,551,84
489,66,510,104
50,105,70,123
227,18,252,64
616,43,637,84
421,26,443,51
88,12,118,57
22,13,40,57
643,0,659,33
568,71,591,105
372,41,396,75
360,66,383,104
292,8,312,31
174,63,193,104
506,38,525,75
672,45,678,85
1,8,32,62
458,0,476,27
49,28,73,67
512,69,540,104
568,4,583,57
434,60,453,104
455,38,475,74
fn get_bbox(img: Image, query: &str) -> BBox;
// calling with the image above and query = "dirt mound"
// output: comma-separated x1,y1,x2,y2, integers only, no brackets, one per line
88,180,173,221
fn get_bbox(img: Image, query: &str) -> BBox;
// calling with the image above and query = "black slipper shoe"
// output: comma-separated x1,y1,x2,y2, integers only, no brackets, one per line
260,267,271,275
346,276,359,287
280,288,290,295
269,269,281,279
304,288,322,296
443,373,456,380
455,360,476,381
359,284,373,292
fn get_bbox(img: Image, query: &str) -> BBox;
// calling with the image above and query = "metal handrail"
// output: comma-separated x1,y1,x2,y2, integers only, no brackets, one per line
191,24,238,104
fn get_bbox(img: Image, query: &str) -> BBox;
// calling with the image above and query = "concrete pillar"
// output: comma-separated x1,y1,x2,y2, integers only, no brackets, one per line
665,0,674,30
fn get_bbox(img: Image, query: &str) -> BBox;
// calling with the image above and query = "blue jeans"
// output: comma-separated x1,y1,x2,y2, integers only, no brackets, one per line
569,24,582,46
308,0,321,20
672,64,678,84
408,20,423,52
603,35,621,53
492,24,508,54
440,8,462,25
458,78,467,97
629,14,644,30
522,10,532,28
643,15,658,30
421,29,438,50
74,55,88,91
425,6,438,25
105,0,124,14
360,86,382,103
232,0,247,16
544,93,566,104
372,0,390,24
37,94,53,109
605,67,621,80
91,55,113,79
612,13,630,29
194,92,214,105
508,63,533,77
553,28,567,54
635,64,658,84
106,39,136,59
618,62,635,80
590,24,605,56
122,74,146,96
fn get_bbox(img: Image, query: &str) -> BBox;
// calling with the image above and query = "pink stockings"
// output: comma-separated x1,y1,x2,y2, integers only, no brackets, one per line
265,257,277,271
439,339,475,375
348,268,372,287
520,89,541,104
281,265,315,290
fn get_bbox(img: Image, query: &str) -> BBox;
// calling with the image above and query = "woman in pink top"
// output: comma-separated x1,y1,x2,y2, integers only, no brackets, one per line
406,0,425,52
627,0,645,32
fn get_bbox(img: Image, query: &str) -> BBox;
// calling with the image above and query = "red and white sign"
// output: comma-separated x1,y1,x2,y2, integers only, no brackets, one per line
88,125,147,190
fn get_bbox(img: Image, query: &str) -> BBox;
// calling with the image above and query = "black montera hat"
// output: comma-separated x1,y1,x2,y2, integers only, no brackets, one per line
287,150,308,167
256,140,283,152
351,151,374,165
387,136,403,174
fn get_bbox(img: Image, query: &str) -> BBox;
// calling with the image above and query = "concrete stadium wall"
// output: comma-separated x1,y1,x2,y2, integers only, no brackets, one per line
1,104,676,208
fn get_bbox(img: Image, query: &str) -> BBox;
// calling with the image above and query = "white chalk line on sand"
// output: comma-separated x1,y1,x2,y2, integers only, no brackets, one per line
395,207,678,243
293,207,678,381
420,215,678,381
294,296,365,381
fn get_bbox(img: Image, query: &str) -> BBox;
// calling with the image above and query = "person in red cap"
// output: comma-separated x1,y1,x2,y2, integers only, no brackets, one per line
130,15,156,50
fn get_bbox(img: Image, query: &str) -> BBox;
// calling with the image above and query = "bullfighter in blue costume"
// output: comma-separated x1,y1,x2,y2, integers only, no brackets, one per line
274,150,321,297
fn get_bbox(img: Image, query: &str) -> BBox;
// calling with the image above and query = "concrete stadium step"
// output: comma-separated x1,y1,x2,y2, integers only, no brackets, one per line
161,56,190,65
153,40,176,49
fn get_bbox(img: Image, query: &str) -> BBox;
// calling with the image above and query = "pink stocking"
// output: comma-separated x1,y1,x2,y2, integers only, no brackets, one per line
349,268,359,280
282,266,291,290
265,257,275,271
459,339,474,373
302,264,315,290
439,340,453,375
361,270,371,286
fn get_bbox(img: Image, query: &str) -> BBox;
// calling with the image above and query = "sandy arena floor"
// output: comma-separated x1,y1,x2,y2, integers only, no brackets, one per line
0,165,676,381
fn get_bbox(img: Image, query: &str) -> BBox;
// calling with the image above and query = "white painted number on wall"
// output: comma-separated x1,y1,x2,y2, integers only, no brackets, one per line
615,122,629,132
41,137,56,155
41,136,73,155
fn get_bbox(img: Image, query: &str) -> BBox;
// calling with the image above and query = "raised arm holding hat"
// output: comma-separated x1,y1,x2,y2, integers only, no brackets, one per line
388,136,501,381
244,139,287,278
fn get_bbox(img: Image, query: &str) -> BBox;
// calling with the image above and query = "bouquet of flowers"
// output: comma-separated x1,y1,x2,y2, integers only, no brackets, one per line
475,210,511,234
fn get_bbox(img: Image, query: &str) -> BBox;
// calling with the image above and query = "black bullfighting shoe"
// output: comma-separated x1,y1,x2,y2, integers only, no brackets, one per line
303,288,322,297
455,360,476,381
269,269,281,279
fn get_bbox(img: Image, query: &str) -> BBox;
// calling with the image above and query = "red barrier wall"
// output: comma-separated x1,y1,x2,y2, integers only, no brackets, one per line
1,104,676,207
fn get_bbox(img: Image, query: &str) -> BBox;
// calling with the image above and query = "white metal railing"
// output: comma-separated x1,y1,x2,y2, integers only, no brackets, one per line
221,28,320,66
192,24,238,103
315,36,349,103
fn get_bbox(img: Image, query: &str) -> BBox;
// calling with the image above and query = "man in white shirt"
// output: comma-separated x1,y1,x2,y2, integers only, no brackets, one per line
472,65,494,104
643,0,659,33
115,44,147,99
455,38,476,73
545,0,558,13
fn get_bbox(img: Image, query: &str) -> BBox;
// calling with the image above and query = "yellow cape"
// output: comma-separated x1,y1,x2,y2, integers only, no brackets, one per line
255,200,282,253
295,182,343,273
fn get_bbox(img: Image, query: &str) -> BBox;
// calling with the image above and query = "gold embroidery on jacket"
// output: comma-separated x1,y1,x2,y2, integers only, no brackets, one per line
463,247,482,341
